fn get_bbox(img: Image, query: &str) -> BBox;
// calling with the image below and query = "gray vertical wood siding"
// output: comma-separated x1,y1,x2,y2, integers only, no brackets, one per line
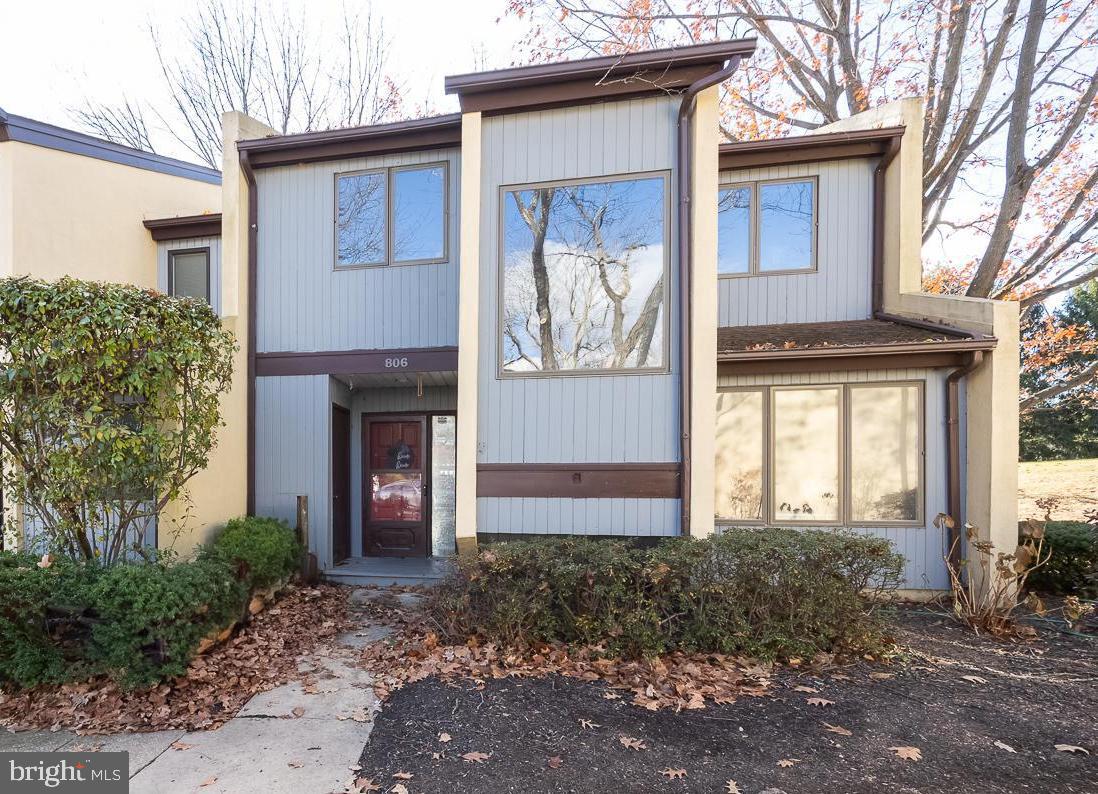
716,367,950,590
157,236,222,315
717,159,875,327
255,148,460,353
476,97,682,536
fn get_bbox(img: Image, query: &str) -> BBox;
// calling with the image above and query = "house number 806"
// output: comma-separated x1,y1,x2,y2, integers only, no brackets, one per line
384,357,409,368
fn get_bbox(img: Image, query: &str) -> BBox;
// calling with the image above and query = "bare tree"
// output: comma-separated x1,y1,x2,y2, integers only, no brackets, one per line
77,0,404,167
510,0,1098,405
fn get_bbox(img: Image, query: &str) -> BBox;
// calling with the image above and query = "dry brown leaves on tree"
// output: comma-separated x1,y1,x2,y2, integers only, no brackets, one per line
357,605,771,713
0,585,353,734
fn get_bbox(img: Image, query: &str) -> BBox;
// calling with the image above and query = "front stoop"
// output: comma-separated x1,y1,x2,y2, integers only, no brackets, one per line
323,556,454,587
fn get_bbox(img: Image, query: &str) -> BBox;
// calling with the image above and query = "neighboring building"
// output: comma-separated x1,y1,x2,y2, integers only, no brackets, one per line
0,107,234,554
215,38,1019,591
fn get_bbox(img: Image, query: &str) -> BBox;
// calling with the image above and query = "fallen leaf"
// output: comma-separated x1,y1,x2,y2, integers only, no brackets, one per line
1055,744,1090,755
823,722,852,736
725,782,742,794
390,785,409,794
392,772,413,780
170,741,194,751
287,760,303,769
353,779,381,793
994,740,1016,753
199,777,217,788
962,675,988,685
580,719,601,730
619,736,647,751
291,706,305,718
793,685,818,693
37,554,53,569
547,756,563,769
869,672,893,681
807,697,834,707
462,751,490,763
438,732,452,743
889,746,922,761
602,691,621,700
661,768,687,779
777,758,801,768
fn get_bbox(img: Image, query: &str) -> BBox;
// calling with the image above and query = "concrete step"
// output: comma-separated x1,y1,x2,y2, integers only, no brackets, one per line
323,556,454,588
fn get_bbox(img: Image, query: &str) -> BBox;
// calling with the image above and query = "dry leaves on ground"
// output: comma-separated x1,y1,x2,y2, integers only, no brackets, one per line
438,732,451,743
890,746,923,761
619,736,648,751
356,603,771,713
823,722,852,736
661,768,687,779
777,758,801,768
994,740,1017,753
1055,744,1090,755
0,585,353,734
807,697,835,707
461,751,490,763
547,755,563,769
725,782,742,794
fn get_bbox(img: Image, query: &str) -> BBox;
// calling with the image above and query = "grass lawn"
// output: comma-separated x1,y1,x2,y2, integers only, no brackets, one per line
1018,458,1098,521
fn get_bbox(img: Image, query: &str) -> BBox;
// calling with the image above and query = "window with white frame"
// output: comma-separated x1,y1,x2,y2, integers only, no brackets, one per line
500,172,670,375
335,163,448,268
717,177,816,276
714,382,923,525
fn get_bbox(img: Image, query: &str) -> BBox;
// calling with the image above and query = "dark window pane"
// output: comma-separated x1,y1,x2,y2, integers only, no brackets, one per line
851,385,921,522
370,473,422,522
759,180,814,272
393,166,446,262
717,186,751,274
170,251,209,302
337,171,386,266
502,176,667,372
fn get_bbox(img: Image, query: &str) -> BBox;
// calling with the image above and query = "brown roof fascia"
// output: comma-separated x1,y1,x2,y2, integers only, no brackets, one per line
718,126,906,169
445,38,757,114
717,336,996,363
718,350,973,376
143,214,223,241
236,113,462,168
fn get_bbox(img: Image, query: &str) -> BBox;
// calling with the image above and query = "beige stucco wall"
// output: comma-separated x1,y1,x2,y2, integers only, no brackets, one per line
0,140,218,285
160,112,277,556
820,100,1020,578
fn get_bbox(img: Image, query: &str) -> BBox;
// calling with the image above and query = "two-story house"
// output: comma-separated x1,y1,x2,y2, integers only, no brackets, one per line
210,37,1018,593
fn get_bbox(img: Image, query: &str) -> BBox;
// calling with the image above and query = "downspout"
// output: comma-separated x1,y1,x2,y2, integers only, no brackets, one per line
677,55,743,537
869,129,987,563
239,148,258,516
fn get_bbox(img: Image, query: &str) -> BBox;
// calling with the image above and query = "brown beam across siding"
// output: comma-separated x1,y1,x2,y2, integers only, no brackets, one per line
256,346,459,377
718,127,906,170
143,214,222,240
477,463,681,499
718,350,969,376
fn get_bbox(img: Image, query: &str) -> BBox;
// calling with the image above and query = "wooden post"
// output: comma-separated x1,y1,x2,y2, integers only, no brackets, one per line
296,495,318,584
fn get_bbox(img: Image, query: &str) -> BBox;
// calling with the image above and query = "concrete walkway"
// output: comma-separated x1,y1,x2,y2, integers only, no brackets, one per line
0,589,404,794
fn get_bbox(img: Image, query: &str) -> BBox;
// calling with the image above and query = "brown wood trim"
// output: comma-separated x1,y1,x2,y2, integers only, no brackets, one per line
718,350,969,376
143,214,222,240
717,337,996,364
256,346,459,377
718,127,906,170
238,115,462,169
477,463,681,499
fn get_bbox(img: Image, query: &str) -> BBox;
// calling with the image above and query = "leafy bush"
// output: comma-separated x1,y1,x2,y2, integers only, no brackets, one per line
0,514,300,689
428,530,904,660
1025,522,1098,597
203,516,300,590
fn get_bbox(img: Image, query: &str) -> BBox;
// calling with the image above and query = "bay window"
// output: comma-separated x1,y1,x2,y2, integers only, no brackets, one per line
715,382,924,525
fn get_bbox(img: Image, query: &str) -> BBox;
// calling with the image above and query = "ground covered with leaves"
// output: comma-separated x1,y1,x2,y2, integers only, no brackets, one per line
0,584,352,734
357,606,1097,793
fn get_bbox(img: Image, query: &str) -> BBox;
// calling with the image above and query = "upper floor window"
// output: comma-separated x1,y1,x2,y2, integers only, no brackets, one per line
718,177,816,276
715,382,923,526
335,162,448,268
500,172,669,375
168,248,211,304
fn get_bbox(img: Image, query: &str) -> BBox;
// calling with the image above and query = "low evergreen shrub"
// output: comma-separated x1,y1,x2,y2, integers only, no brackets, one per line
1025,521,1098,597
429,529,904,660
202,516,300,590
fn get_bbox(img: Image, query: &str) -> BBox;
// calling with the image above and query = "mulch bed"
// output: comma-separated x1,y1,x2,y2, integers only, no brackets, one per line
356,606,1098,793
0,583,353,735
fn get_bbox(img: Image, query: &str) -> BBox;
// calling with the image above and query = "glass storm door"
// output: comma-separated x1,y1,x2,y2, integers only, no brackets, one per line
363,416,428,557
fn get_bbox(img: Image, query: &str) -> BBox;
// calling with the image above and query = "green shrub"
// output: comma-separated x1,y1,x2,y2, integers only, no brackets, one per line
203,516,299,590
1025,522,1098,597
428,530,904,660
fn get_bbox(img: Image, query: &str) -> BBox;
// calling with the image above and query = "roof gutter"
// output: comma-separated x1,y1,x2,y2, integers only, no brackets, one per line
240,148,258,515
677,54,744,537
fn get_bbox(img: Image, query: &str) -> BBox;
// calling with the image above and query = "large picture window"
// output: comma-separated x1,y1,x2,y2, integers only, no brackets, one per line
500,172,670,375
715,382,923,525
336,162,448,268
717,177,816,276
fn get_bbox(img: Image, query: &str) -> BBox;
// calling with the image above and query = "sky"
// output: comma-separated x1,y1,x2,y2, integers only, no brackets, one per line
0,0,524,162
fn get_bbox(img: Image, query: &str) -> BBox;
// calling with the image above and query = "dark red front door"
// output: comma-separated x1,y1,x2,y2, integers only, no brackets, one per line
331,405,351,563
363,416,428,557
